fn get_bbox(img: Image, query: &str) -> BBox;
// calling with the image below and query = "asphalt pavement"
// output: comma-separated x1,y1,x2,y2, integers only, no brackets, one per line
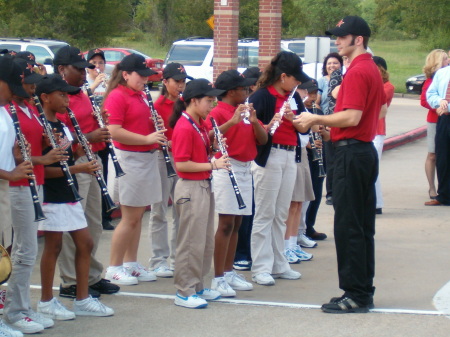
22,95,450,337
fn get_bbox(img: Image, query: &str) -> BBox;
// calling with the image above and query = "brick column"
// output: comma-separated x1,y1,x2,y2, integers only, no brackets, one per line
213,0,239,81
258,0,282,69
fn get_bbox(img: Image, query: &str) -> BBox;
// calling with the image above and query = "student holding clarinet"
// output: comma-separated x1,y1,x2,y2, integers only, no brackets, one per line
204,70,267,297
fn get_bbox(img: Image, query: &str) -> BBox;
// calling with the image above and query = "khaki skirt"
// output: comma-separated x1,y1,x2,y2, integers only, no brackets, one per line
108,149,162,207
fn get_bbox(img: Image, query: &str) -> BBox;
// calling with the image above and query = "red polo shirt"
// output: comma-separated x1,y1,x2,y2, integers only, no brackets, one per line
8,101,44,186
105,85,157,152
267,85,298,146
154,95,174,141
376,81,395,136
57,91,105,153
172,113,211,180
206,101,263,162
331,53,386,142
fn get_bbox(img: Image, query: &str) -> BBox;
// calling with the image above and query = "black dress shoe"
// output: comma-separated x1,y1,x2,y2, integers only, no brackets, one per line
308,231,327,241
59,284,100,298
102,220,115,230
90,278,120,294
325,196,333,205
376,208,382,215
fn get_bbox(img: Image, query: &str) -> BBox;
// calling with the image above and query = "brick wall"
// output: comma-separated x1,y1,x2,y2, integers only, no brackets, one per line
258,0,282,69
213,0,239,81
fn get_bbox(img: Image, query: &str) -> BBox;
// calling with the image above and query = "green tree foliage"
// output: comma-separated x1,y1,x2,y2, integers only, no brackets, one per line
0,0,131,49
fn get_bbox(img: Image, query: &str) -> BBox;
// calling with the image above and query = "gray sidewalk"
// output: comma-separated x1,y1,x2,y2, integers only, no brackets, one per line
24,96,450,336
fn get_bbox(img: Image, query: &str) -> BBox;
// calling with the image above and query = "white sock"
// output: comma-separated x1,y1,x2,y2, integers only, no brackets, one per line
284,239,290,250
289,236,298,250
108,265,123,272
123,262,138,268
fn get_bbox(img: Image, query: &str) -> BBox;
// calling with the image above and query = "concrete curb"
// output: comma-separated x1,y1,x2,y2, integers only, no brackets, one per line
383,125,427,152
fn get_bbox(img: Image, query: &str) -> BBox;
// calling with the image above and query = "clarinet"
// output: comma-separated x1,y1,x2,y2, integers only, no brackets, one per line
66,108,117,212
143,84,177,178
83,82,125,178
9,103,46,222
311,102,326,178
270,85,299,135
33,95,82,202
210,117,246,210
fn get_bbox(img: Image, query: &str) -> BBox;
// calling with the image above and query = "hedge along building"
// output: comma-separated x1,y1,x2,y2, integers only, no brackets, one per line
213,0,281,80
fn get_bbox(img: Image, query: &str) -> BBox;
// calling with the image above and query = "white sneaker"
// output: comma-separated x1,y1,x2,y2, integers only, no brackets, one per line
105,266,138,285
153,265,173,278
73,296,114,317
0,290,5,315
284,248,300,264
252,272,275,286
224,271,253,291
37,297,75,321
124,263,156,282
196,288,221,301
5,317,43,334
174,294,207,309
0,319,23,337
297,233,317,248
272,268,302,280
211,277,236,297
26,311,54,328
292,245,313,261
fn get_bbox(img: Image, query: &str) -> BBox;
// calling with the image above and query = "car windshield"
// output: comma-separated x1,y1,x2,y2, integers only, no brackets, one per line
165,45,211,66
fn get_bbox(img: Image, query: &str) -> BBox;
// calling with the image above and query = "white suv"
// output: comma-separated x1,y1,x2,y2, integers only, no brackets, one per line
0,38,69,73
164,38,261,82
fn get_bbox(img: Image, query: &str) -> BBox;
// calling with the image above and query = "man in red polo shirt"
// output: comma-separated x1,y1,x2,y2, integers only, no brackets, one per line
295,16,387,313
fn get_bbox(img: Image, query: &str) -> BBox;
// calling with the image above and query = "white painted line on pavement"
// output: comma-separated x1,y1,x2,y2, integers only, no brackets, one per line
433,280,450,317
116,291,443,316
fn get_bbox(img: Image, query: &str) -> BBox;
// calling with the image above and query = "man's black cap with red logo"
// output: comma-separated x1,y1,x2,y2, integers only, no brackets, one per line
163,63,193,80
118,54,157,77
326,16,371,37
53,46,95,69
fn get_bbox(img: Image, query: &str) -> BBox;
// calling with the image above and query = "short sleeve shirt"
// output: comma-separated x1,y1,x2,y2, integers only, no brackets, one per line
105,85,157,152
0,106,15,172
267,86,298,146
331,53,386,142
172,113,211,180
154,95,174,141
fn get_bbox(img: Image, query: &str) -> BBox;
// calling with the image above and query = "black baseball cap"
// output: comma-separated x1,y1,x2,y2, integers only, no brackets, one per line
163,63,193,80
325,16,371,37
242,67,262,84
215,69,255,91
87,48,106,62
273,51,310,83
298,79,319,93
182,78,225,101
372,56,387,70
53,46,95,69
118,54,157,77
15,51,37,65
13,58,43,85
0,56,29,98
35,74,81,97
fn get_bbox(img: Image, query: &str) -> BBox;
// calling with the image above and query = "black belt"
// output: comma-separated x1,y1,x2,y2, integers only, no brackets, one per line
272,143,296,151
333,139,367,148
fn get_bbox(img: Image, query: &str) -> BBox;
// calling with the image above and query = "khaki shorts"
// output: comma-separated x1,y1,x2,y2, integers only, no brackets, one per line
292,147,315,202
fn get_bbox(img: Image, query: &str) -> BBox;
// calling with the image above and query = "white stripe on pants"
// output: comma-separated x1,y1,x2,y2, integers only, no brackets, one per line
5,186,42,323
149,151,179,270
58,154,103,286
373,135,384,208
251,147,297,275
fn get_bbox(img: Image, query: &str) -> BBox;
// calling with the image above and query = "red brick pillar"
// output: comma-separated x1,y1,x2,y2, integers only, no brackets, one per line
213,0,239,81
258,0,282,69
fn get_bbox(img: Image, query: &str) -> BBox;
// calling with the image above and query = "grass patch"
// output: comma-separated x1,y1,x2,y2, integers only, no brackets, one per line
105,36,427,94
370,40,428,93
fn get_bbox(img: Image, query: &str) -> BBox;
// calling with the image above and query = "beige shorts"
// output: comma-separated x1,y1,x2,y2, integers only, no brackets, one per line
212,158,252,215
292,147,315,202
108,149,162,207
0,180,12,247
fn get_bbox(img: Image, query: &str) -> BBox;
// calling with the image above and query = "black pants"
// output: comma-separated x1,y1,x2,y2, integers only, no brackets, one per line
333,142,378,305
324,140,335,198
305,148,325,236
234,179,255,262
98,148,112,222
435,115,450,205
